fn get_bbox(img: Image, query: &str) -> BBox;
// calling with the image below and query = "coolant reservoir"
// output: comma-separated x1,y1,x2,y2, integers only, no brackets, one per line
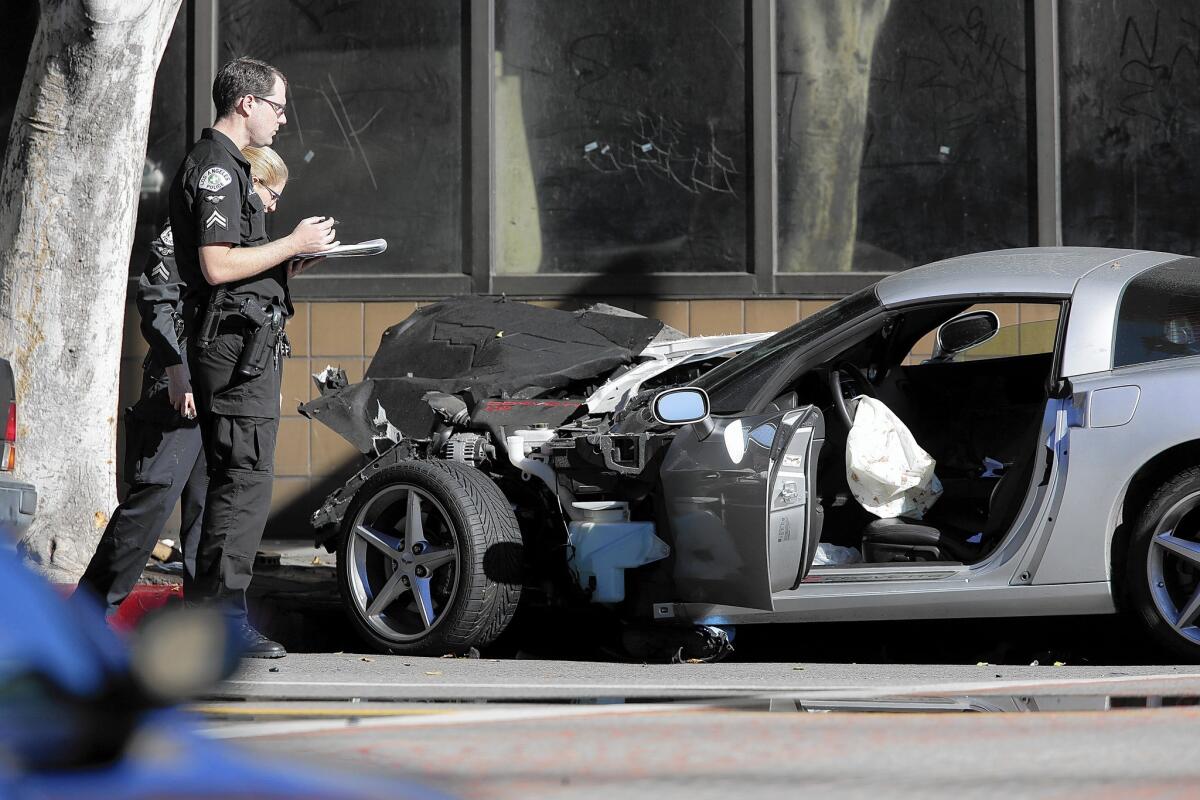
567,501,670,603
512,426,557,454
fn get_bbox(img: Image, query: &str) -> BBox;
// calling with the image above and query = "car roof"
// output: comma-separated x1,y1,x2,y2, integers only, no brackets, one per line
875,246,1194,376
874,246,1180,307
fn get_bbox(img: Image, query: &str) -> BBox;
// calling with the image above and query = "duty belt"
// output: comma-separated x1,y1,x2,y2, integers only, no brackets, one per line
198,292,289,377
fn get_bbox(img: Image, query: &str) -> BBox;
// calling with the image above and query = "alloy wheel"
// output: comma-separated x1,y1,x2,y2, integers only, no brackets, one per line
1146,490,1200,646
345,483,460,642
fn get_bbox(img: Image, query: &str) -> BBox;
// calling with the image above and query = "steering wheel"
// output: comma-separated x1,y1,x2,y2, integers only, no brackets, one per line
828,361,875,428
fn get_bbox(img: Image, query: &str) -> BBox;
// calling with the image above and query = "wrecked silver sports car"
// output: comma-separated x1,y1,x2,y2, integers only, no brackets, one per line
301,296,766,655
304,247,1200,661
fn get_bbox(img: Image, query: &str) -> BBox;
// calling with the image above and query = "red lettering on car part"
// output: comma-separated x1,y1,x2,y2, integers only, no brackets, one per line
483,400,581,412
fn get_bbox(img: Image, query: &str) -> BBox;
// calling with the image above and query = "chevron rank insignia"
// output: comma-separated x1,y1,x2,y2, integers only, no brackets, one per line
205,209,228,229
197,166,232,192
203,194,225,203
149,261,170,284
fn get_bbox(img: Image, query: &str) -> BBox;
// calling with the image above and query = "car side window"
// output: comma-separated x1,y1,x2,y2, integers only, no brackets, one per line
1114,258,1200,368
903,303,1061,365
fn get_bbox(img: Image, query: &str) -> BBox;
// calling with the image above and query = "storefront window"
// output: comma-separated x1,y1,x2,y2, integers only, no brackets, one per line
219,0,463,275
1061,0,1200,255
777,0,1031,273
495,0,748,275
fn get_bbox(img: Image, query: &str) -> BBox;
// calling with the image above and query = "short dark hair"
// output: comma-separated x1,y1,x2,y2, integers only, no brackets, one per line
212,57,286,119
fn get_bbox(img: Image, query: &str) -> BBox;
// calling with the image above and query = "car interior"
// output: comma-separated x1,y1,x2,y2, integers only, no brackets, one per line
769,300,1064,568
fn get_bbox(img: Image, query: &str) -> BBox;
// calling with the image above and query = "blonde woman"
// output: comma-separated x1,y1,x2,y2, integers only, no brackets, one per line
244,144,286,213
243,146,323,279
77,146,290,621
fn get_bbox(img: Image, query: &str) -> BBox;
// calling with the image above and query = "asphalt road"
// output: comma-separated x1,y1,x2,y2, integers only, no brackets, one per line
196,655,1200,799
227,548,1200,797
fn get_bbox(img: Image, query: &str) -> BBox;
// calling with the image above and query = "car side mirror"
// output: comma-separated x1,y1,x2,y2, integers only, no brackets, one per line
653,387,714,437
930,310,999,362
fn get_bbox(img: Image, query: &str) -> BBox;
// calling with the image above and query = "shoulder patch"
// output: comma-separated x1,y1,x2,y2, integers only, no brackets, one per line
198,167,232,192
159,226,174,246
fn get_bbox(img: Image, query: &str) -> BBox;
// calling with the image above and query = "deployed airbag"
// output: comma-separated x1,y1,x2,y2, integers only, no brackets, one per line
846,396,943,519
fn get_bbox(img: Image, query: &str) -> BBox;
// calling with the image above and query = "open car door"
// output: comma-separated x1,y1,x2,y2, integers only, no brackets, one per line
660,406,824,610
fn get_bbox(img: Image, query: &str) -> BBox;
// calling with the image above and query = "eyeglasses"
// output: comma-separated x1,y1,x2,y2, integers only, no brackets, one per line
252,95,287,117
254,178,281,203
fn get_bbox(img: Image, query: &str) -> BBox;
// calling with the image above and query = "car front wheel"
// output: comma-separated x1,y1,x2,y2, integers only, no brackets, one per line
336,460,523,655
1128,466,1200,661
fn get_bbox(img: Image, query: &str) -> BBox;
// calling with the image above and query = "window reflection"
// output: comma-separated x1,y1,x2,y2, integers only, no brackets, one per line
1061,0,1200,255
219,0,463,275
495,0,748,275
777,0,1031,273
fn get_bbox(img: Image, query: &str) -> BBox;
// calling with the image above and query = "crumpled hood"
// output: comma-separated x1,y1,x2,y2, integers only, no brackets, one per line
300,296,665,449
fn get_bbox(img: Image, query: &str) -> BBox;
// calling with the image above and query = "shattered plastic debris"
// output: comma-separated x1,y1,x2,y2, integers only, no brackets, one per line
439,648,481,659
670,626,734,664
371,401,403,452
621,623,735,664
312,365,349,394
812,543,862,566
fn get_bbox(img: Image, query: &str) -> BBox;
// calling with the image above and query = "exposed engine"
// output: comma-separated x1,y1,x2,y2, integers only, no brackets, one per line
439,432,492,466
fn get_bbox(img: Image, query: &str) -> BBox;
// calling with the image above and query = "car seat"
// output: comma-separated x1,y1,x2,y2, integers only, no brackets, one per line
860,417,1043,564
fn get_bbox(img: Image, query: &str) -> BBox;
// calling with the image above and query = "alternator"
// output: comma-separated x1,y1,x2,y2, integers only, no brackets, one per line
440,432,490,465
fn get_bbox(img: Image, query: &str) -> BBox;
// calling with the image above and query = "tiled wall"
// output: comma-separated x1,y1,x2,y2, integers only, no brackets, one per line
118,296,1053,539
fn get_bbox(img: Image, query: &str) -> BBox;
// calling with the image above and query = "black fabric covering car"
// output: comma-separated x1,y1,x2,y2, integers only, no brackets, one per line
302,296,665,451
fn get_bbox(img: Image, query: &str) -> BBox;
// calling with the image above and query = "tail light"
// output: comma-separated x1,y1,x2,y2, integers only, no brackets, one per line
2,402,15,471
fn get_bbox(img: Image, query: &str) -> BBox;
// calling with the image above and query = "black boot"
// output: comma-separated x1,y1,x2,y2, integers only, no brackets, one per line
238,621,287,659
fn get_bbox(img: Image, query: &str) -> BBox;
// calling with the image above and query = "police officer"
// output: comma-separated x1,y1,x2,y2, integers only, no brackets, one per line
76,224,205,616
169,57,336,657
77,145,294,620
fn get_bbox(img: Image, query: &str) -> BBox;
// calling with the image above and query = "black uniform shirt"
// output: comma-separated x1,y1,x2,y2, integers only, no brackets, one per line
167,128,289,323
136,224,186,370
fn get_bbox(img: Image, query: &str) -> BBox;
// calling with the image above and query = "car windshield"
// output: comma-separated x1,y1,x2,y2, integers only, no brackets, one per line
694,286,881,414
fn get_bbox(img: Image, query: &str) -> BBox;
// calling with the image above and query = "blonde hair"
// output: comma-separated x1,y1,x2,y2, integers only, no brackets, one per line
242,145,288,188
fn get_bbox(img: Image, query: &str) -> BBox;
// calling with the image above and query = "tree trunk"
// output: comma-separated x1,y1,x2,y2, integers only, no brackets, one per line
0,0,181,580
778,0,891,272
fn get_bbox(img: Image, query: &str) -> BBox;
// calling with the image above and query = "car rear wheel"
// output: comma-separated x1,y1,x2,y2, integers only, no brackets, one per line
336,460,523,655
1127,466,1200,661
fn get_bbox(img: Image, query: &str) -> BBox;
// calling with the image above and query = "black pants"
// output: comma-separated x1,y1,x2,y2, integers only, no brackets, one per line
190,328,282,618
79,375,206,616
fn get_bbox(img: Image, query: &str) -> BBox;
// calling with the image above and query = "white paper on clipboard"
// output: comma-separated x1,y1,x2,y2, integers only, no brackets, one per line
297,238,388,259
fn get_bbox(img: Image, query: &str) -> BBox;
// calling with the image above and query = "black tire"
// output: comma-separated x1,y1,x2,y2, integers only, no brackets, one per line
1126,466,1200,662
336,459,523,655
